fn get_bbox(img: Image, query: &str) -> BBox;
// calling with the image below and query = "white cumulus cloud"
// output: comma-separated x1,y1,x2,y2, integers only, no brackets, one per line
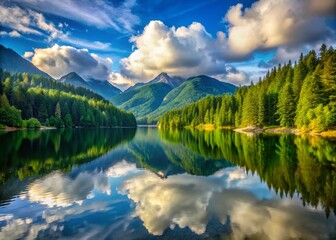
113,0,335,87
113,20,247,86
224,0,335,58
23,51,34,59
31,44,113,80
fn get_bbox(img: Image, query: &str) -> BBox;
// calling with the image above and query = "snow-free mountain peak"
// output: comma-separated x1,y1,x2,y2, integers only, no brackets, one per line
59,72,88,88
0,44,51,78
59,72,121,100
148,72,184,88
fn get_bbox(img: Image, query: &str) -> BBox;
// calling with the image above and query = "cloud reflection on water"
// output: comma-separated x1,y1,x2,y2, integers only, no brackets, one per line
1,161,334,240
119,165,335,239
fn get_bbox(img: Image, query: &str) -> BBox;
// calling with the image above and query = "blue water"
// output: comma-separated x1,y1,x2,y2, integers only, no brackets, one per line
0,128,335,239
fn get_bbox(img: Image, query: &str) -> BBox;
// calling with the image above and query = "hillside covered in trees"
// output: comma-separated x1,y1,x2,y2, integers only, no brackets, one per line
0,70,136,128
159,44,336,132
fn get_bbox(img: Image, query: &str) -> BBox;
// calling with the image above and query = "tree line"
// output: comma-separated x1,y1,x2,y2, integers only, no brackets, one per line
0,70,136,128
159,44,336,131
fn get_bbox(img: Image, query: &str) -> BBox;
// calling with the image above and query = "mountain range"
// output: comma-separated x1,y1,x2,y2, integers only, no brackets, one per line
111,73,237,123
124,72,184,92
0,44,237,122
59,72,121,100
0,44,51,78
0,45,121,100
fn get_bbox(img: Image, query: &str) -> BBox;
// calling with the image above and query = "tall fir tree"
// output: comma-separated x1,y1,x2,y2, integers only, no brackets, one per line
277,83,296,127
295,73,323,129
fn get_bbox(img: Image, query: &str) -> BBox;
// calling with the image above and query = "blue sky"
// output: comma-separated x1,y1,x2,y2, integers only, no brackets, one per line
0,0,335,89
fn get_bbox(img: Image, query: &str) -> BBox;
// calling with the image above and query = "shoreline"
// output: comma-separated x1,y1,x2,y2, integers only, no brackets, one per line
234,126,336,138
0,126,138,132
1,126,57,132
161,124,336,138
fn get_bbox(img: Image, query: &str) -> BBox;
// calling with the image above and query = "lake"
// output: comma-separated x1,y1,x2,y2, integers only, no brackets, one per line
0,127,335,239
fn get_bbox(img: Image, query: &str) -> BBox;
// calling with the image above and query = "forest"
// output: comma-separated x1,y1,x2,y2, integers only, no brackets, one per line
159,44,336,132
0,70,136,128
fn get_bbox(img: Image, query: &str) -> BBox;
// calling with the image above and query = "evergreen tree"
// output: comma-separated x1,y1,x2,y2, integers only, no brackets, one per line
295,73,323,129
242,89,258,126
277,83,296,127
64,113,73,128
158,44,335,132
55,101,62,118
321,52,336,102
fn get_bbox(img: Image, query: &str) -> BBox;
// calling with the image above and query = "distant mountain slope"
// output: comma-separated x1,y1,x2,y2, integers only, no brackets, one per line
0,70,136,128
87,78,121,100
147,72,184,87
124,72,184,92
0,45,121,100
0,44,51,78
59,72,89,88
113,74,236,122
124,82,146,92
111,82,173,117
147,75,237,121
59,72,121,100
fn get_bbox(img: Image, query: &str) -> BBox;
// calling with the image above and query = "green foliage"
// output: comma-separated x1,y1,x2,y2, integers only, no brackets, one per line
112,75,236,123
160,128,336,216
147,76,236,122
64,113,73,128
276,83,296,127
48,116,64,128
295,73,324,130
26,118,41,128
159,44,336,132
0,71,137,128
0,128,136,183
0,94,23,127
159,95,237,128
55,101,61,118
111,82,173,118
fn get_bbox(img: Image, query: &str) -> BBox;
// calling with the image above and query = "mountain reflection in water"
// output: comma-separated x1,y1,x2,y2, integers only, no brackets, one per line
0,127,335,239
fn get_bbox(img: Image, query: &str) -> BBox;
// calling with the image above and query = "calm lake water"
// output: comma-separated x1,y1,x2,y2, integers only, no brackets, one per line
0,127,335,239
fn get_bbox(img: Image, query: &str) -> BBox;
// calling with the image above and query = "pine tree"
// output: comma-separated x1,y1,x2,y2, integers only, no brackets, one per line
241,89,258,126
277,83,296,127
321,53,336,102
204,110,210,123
38,101,48,123
64,113,73,128
292,57,307,101
295,73,323,129
55,101,62,119
258,89,266,126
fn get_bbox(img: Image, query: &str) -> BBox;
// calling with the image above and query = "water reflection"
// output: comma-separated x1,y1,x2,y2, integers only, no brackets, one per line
0,128,136,183
119,164,335,239
126,127,232,176
1,161,335,239
160,128,336,217
28,171,111,207
0,128,335,239
0,128,135,204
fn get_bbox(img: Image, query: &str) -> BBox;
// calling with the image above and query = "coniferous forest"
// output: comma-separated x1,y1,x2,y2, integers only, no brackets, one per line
0,70,136,128
159,44,336,132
